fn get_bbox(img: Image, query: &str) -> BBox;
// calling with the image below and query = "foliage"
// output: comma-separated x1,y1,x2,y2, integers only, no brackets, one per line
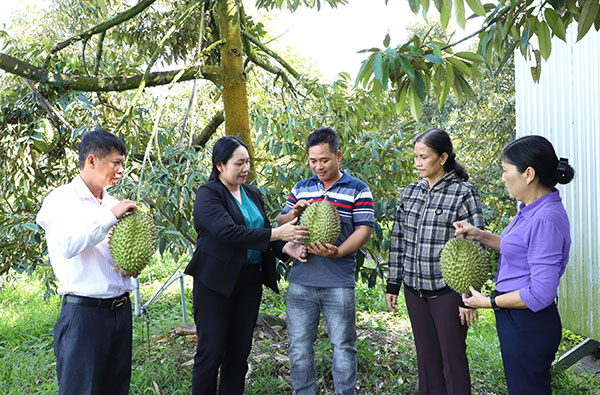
1,1,513,288
357,0,600,119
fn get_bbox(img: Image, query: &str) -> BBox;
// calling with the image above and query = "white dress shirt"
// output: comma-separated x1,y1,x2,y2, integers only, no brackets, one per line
36,176,136,298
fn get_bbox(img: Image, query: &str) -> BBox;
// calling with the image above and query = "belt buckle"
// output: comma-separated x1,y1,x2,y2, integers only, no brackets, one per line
111,296,127,310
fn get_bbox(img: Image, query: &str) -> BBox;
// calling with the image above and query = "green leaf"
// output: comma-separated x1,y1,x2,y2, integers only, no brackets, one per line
536,21,552,60
454,51,484,63
97,0,108,14
446,57,472,77
441,0,452,28
408,85,422,120
413,71,427,101
440,67,451,108
420,0,430,13
577,0,600,42
520,26,531,52
22,223,40,232
530,49,542,82
455,0,466,29
464,0,486,16
544,8,567,42
373,52,384,85
395,84,409,114
424,54,444,64
409,0,420,13
433,0,443,12
355,55,374,86
383,33,391,47
548,0,566,10
399,56,416,81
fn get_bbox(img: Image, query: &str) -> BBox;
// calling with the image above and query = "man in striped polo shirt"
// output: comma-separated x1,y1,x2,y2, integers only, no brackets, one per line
278,127,374,395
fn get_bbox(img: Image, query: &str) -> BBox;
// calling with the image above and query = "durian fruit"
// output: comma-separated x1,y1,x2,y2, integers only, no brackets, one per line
108,212,158,277
300,196,341,246
440,238,490,294
31,118,58,154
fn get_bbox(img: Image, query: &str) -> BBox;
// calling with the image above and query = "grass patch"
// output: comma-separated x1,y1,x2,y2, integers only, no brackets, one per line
1,256,598,394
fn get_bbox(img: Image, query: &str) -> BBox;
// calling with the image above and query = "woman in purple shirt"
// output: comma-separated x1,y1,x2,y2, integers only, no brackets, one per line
454,135,575,394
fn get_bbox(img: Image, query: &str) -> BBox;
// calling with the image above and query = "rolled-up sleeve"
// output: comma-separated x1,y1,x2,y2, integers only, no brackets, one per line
519,219,565,312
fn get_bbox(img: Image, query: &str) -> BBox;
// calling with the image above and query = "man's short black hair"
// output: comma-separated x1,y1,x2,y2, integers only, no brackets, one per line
78,129,127,169
306,127,339,153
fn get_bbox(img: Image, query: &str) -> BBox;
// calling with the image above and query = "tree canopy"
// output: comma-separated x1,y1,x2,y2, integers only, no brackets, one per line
0,0,567,283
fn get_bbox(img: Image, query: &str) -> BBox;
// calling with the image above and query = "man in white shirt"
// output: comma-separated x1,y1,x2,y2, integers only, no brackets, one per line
37,129,138,395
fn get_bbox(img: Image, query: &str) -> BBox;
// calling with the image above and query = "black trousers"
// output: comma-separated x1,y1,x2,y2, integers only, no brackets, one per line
192,264,263,395
404,288,471,395
53,295,132,395
495,303,562,395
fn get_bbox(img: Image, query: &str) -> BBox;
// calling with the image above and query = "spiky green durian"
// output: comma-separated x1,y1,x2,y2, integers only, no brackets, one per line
32,118,58,154
300,196,341,246
108,212,158,277
440,238,490,294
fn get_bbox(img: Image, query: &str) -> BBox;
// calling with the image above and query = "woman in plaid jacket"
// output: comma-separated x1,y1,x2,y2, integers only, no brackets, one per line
385,128,484,395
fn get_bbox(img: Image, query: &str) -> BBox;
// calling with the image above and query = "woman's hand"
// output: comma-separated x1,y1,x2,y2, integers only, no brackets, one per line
453,220,480,240
271,217,310,243
307,242,339,258
283,242,308,263
458,306,479,327
462,286,492,309
290,199,313,218
385,293,399,313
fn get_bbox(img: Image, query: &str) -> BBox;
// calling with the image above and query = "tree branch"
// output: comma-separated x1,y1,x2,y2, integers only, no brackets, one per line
244,48,295,90
242,31,301,79
50,0,158,55
23,79,75,132
192,110,225,147
0,52,223,92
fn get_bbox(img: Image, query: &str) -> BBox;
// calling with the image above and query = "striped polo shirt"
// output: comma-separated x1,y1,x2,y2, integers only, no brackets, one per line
280,171,374,287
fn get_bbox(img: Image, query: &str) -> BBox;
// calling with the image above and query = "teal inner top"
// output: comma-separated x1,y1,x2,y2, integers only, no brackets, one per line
234,187,265,264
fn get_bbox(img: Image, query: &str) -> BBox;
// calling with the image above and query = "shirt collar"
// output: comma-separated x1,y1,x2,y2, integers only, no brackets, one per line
310,170,350,187
72,175,106,202
518,188,562,219
418,170,458,191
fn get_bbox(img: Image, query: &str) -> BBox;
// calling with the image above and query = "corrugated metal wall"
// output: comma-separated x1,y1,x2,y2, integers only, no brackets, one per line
515,27,600,340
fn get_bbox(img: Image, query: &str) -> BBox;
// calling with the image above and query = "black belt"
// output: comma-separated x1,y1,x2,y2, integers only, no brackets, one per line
63,293,129,310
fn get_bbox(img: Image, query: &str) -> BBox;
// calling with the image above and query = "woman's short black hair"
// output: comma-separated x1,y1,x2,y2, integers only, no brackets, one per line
415,128,469,181
209,135,247,181
78,129,126,169
502,135,575,187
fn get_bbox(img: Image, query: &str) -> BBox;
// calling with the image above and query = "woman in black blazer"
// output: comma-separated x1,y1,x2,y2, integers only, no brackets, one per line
184,136,309,395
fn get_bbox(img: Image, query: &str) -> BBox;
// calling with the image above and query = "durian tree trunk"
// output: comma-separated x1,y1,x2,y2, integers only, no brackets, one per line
214,0,256,182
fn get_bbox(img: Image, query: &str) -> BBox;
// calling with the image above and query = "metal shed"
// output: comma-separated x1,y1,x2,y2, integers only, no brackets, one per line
514,26,600,359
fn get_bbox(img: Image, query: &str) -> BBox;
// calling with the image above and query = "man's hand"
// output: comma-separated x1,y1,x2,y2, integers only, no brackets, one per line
307,241,339,258
111,200,138,219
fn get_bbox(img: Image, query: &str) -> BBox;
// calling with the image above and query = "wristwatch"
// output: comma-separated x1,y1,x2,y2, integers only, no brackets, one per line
490,294,500,311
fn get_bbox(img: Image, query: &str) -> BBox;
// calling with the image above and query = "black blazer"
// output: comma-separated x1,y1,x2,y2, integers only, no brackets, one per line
184,178,287,296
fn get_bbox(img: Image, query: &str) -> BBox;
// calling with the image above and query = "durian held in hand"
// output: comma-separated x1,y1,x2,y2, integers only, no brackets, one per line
108,210,158,277
440,238,490,295
300,196,341,246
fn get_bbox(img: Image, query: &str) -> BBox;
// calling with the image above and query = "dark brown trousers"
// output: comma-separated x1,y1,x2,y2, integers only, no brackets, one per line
404,287,472,395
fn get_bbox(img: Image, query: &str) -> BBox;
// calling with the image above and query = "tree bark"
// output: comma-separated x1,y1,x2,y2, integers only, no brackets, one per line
0,53,222,92
214,0,255,178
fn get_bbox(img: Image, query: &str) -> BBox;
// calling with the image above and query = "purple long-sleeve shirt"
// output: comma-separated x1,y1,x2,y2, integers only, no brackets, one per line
497,189,571,312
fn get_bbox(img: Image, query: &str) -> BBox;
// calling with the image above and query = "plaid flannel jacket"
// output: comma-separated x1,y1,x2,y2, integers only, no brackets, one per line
386,171,484,294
